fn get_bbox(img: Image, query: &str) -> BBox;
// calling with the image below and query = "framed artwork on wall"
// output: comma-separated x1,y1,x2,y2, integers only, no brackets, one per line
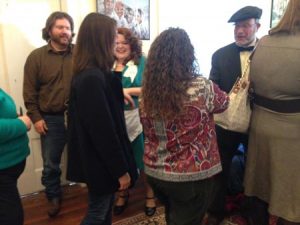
270,0,289,28
96,0,150,40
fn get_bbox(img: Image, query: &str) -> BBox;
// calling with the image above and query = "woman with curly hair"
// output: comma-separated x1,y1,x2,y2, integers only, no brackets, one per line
113,27,156,217
139,27,229,225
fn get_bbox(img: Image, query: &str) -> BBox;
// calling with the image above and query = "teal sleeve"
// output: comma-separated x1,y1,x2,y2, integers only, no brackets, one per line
133,56,146,87
0,118,28,144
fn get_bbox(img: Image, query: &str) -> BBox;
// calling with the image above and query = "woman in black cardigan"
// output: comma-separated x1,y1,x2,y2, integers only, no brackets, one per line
67,13,138,225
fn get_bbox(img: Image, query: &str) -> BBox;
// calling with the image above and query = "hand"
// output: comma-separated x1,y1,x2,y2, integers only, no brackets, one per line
18,115,31,131
118,172,131,191
123,91,135,109
34,119,48,135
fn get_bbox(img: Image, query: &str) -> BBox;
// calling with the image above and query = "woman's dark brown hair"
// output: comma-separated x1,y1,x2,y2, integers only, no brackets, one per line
73,13,117,74
141,27,199,120
116,27,142,65
42,11,75,42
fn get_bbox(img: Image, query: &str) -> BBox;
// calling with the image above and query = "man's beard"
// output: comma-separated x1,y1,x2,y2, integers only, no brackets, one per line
50,34,72,47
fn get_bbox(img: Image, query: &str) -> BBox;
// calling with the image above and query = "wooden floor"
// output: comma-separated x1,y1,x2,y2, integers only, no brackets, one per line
22,181,279,225
22,179,154,225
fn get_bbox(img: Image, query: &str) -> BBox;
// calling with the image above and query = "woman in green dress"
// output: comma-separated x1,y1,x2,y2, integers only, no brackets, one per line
113,27,156,217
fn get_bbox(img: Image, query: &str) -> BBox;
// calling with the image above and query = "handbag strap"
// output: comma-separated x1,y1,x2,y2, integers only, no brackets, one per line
240,43,258,79
241,59,250,79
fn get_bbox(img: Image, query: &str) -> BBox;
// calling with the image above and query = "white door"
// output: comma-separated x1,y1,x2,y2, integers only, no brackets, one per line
0,0,69,195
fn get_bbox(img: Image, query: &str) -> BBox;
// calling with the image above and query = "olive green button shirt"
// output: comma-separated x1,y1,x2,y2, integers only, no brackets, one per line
23,43,73,123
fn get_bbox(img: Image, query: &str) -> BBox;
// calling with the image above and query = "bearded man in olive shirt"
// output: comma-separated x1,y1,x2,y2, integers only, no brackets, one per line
23,11,74,218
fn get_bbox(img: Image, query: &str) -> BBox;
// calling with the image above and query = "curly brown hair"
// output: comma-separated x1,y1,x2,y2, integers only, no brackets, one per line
141,28,199,120
116,27,142,65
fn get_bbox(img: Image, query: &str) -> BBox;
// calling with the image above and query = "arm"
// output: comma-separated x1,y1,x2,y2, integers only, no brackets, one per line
209,52,221,86
123,87,141,97
0,117,29,144
207,80,229,114
23,52,48,135
123,91,135,108
23,52,43,124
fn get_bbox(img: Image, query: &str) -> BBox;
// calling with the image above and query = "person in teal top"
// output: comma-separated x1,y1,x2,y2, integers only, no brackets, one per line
121,55,145,111
0,88,31,225
113,27,156,217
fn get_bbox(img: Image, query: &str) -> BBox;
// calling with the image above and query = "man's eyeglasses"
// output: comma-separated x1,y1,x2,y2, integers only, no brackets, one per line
234,23,257,30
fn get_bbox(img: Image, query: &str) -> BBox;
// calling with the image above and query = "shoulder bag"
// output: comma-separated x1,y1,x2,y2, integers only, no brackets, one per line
214,51,254,133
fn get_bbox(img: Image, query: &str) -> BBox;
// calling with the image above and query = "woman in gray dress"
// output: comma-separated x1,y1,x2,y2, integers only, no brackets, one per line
244,0,300,224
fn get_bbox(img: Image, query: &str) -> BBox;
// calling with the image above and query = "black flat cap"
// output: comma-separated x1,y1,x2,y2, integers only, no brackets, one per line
228,6,262,23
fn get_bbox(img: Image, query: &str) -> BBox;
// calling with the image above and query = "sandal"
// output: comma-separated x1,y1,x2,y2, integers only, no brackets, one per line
145,196,156,216
113,191,129,215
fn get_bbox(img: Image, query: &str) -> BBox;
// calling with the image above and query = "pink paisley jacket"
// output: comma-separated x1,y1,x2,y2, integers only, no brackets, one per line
140,76,229,182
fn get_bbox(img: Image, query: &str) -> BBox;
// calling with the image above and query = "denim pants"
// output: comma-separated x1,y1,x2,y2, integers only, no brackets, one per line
0,160,26,225
208,125,248,216
80,192,114,225
41,115,66,200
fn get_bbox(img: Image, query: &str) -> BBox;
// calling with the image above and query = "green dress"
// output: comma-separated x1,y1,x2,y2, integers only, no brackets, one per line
120,56,145,170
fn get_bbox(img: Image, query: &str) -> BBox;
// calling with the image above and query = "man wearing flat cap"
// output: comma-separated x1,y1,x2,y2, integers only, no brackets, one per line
205,6,262,225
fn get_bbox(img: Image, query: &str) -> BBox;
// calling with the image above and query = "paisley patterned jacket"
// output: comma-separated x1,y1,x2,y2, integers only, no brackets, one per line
140,76,229,182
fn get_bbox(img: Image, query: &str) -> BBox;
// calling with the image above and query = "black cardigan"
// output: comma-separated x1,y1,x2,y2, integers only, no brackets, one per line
67,68,138,195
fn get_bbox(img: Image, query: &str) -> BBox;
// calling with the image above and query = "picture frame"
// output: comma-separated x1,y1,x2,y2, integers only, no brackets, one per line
96,0,150,40
270,0,289,28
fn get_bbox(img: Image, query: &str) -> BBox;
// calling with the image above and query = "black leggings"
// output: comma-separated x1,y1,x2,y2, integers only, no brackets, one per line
0,160,26,225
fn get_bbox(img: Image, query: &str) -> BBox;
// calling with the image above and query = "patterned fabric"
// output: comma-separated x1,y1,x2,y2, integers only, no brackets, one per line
140,76,229,182
113,206,165,225
112,206,278,225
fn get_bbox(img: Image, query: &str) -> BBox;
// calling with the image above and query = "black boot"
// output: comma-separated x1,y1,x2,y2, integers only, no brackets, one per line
47,197,61,218
237,196,269,225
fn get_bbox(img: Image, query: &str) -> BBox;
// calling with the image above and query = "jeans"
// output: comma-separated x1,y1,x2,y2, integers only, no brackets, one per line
81,192,114,225
41,115,66,200
208,125,248,217
0,160,26,225
228,149,245,195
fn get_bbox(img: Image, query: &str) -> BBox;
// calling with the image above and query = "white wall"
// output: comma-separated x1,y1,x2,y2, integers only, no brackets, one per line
1,0,273,94
158,0,272,76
